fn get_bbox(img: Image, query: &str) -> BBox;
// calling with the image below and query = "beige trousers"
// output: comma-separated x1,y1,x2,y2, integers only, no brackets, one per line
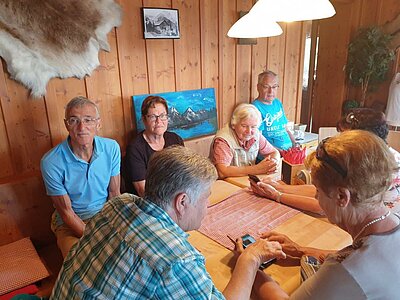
51,212,86,258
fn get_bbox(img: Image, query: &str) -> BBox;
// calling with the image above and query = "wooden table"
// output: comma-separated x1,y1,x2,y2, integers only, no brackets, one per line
225,174,331,223
188,180,352,295
209,180,241,205
224,173,278,188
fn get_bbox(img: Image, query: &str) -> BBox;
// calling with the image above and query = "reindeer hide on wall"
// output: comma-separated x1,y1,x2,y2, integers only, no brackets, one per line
0,0,122,97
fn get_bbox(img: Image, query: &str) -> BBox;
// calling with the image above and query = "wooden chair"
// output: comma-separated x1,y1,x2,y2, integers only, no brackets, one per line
387,130,400,152
318,127,338,142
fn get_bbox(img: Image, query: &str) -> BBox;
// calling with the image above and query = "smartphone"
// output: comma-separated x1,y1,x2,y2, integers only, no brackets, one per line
241,234,256,248
241,234,277,269
248,174,260,183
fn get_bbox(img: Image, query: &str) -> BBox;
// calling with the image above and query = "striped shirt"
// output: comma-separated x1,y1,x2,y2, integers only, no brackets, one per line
50,193,225,300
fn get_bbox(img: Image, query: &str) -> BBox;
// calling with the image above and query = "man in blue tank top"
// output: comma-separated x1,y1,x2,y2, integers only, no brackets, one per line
252,70,295,150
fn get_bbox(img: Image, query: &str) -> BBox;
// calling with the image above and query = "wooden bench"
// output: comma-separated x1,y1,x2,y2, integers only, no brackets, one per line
0,174,62,297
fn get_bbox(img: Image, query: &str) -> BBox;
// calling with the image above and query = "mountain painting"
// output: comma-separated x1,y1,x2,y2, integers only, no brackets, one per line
132,88,218,140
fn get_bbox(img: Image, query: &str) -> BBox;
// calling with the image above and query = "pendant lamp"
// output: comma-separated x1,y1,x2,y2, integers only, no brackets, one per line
251,0,336,22
227,0,336,38
227,12,282,38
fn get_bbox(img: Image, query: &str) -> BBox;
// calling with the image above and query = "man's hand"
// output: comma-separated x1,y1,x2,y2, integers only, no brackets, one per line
235,237,286,268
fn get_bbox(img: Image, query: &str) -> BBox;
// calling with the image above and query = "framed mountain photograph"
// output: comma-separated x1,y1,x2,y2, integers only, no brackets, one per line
142,7,180,39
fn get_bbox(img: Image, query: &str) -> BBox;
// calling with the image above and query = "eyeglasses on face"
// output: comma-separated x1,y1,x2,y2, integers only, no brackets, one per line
260,84,279,90
65,117,99,127
146,113,168,122
316,138,347,178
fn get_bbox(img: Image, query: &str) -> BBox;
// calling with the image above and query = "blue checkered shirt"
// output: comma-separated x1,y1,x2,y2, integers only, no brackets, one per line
50,193,225,299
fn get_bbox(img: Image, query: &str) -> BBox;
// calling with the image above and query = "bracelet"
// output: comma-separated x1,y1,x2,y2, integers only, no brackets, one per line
276,191,283,203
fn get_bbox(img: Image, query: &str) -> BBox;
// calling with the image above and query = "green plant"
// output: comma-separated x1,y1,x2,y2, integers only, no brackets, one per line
346,26,395,107
342,99,360,115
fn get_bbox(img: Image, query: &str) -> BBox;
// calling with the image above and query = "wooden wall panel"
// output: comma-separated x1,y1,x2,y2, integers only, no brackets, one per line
282,22,303,122
359,0,380,27
85,29,126,148
45,78,87,146
235,0,253,105
0,60,14,178
116,0,149,143
267,25,286,102
145,0,176,93
251,37,268,101
219,0,237,126
200,1,219,91
200,0,219,123
363,0,400,108
173,0,202,91
314,0,400,131
312,1,354,131
344,0,363,104
296,23,307,123
0,175,54,247
0,73,51,175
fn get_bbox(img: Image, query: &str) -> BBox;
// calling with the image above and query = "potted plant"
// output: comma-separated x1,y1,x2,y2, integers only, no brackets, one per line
345,26,395,107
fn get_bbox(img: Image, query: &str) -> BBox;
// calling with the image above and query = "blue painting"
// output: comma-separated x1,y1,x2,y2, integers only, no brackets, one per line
132,88,218,140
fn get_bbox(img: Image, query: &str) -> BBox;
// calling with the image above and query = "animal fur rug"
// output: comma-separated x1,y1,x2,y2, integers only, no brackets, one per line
0,0,122,97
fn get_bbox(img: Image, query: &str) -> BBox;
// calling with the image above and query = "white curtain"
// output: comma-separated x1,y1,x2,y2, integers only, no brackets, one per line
386,73,400,127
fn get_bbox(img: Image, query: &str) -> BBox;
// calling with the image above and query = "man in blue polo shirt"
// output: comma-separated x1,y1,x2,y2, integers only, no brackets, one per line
40,96,121,257
252,70,295,151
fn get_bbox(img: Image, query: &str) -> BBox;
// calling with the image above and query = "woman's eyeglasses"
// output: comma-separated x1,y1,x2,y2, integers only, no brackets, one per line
146,113,168,122
316,138,347,178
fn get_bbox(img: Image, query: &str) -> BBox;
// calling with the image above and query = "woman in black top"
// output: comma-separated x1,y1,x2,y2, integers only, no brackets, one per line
124,96,184,196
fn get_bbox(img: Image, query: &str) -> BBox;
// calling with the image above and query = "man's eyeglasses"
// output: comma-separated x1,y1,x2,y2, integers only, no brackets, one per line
65,117,99,127
316,138,347,178
146,113,168,122
260,84,279,90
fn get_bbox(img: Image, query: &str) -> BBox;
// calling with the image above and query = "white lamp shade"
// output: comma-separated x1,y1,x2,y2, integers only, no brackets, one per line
251,0,336,22
227,13,283,38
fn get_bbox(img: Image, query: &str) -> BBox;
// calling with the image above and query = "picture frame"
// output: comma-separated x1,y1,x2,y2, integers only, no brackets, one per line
142,7,180,39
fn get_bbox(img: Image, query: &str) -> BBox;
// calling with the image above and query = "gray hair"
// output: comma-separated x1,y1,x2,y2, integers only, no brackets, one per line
258,70,279,84
65,96,100,119
230,103,262,127
144,145,218,209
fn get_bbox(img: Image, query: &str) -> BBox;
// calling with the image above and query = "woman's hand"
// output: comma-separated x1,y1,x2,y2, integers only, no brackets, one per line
235,237,286,268
261,232,304,258
261,177,280,188
250,181,280,201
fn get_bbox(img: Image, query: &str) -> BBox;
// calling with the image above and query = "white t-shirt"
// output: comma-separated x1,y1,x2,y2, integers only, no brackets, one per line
291,214,400,300
383,147,400,212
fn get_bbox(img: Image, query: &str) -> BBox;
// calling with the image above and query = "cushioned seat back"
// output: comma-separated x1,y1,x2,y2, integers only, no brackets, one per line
387,130,400,152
